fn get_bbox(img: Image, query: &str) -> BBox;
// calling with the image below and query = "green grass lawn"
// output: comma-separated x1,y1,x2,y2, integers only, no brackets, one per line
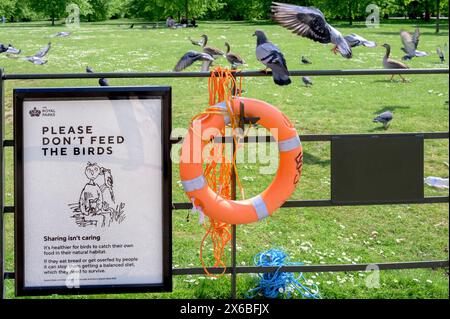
0,19,448,299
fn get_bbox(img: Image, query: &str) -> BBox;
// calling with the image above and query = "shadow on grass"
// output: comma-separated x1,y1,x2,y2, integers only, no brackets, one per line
303,151,330,167
368,126,390,132
373,105,410,114
372,78,412,83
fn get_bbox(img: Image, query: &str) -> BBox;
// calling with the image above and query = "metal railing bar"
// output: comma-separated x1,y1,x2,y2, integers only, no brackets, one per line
4,196,447,213
3,206,14,213
172,260,449,275
2,68,448,80
2,140,13,147
2,133,448,148
4,260,449,279
169,132,449,144
4,272,14,280
172,196,448,210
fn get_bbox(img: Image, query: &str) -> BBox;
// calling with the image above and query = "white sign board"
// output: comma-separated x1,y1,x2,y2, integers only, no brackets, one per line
14,87,172,296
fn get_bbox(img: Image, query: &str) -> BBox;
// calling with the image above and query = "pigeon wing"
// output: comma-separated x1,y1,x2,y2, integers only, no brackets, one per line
400,31,415,56
5,46,21,54
271,2,331,44
174,51,213,72
256,42,280,63
35,43,51,58
412,27,420,49
201,60,213,72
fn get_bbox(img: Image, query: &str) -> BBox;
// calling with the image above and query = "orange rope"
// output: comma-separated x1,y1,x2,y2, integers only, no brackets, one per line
195,67,244,276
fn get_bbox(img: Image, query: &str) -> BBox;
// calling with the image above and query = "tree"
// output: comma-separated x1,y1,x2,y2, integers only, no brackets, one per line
27,0,91,25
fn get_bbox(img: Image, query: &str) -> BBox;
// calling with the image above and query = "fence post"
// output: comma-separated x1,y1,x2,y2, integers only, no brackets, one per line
230,70,238,299
0,68,5,299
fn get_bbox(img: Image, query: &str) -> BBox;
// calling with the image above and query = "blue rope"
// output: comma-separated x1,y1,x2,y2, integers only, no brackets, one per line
246,248,321,299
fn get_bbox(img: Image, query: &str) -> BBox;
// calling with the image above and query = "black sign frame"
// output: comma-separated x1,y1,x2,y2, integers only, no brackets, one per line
13,87,172,296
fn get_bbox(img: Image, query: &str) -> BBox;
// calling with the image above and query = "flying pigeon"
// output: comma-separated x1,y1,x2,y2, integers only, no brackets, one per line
344,33,376,48
225,42,245,69
301,56,312,64
271,2,352,59
24,42,51,65
174,51,214,72
436,47,445,63
400,28,427,60
302,76,313,87
373,111,393,129
254,30,291,86
188,36,204,47
0,43,21,55
55,31,71,37
86,66,109,86
382,43,409,82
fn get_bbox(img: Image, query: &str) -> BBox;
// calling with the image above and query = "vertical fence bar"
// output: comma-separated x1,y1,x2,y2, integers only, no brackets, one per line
230,132,237,298
229,71,238,299
0,68,5,299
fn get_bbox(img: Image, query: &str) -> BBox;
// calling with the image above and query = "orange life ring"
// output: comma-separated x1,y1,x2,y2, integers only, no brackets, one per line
179,97,303,224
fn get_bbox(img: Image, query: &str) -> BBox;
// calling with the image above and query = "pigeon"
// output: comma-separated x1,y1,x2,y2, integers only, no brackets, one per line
99,78,109,86
55,31,71,37
173,51,214,72
301,55,312,64
382,43,409,82
224,42,245,69
373,111,393,129
86,66,109,86
188,36,204,47
400,28,427,60
302,76,313,87
344,33,376,48
24,42,51,65
271,2,352,59
254,30,291,86
200,35,225,59
0,43,21,55
436,47,445,63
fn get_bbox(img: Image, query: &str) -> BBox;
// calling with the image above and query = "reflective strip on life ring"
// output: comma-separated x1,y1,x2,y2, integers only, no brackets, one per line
179,97,303,225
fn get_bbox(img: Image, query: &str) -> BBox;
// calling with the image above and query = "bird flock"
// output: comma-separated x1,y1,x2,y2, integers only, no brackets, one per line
1,1,447,129
173,2,445,87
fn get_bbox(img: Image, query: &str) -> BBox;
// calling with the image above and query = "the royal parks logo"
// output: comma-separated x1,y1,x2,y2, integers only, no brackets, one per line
29,107,41,117
29,106,55,118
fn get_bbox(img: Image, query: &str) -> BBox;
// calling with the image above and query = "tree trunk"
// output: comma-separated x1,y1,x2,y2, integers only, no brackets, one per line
185,0,189,19
424,0,431,21
52,15,55,26
436,0,440,33
348,0,353,25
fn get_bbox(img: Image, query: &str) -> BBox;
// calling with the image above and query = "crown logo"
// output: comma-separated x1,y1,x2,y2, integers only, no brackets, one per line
29,107,41,117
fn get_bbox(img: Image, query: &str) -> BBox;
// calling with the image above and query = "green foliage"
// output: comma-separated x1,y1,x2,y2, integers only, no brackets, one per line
1,0,446,23
27,0,93,24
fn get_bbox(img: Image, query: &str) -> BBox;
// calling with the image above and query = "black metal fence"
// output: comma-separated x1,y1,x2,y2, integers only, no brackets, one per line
0,68,449,299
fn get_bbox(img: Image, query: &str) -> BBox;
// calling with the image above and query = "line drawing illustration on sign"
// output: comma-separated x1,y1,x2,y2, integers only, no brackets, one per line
68,162,126,228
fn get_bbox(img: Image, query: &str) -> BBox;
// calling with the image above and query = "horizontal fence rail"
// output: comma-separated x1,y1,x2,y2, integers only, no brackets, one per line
1,68,449,299
3,260,449,279
2,68,448,80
